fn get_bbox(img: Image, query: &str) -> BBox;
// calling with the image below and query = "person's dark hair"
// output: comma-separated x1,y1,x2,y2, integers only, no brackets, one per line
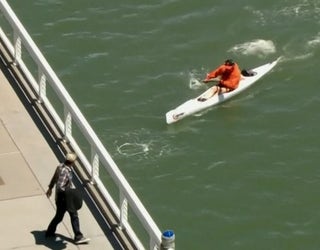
224,59,235,66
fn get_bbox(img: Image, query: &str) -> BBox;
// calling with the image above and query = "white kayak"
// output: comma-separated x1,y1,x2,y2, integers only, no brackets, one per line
166,58,280,124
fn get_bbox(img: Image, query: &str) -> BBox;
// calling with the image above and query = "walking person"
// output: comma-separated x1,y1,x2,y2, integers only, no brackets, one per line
45,153,90,244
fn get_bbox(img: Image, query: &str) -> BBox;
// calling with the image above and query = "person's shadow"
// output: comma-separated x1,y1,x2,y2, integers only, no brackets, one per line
31,230,74,250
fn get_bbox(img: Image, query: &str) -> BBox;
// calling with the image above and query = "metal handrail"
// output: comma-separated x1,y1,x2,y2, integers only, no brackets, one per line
0,0,162,249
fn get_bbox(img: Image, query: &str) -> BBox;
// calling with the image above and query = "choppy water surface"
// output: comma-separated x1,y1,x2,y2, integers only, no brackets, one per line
9,0,320,249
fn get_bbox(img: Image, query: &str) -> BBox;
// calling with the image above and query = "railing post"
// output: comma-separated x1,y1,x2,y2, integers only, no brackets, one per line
119,191,128,230
63,108,72,142
13,31,21,65
37,68,46,103
150,238,159,250
90,150,99,184
160,230,175,250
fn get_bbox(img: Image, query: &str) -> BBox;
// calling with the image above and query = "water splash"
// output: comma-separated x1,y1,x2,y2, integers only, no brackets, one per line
189,77,203,89
228,39,276,57
117,142,149,157
188,71,205,90
307,32,320,48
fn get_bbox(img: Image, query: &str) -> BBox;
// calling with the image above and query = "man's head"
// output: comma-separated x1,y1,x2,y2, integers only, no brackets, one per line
224,59,235,66
65,153,77,164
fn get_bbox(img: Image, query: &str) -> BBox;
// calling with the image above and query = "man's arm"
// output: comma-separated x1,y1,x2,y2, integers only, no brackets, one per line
46,167,59,198
203,65,224,83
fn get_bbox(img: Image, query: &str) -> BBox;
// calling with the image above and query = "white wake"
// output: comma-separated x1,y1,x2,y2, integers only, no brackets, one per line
228,39,276,57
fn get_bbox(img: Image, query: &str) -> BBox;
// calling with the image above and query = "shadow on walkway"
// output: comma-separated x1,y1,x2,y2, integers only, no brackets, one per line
31,230,74,250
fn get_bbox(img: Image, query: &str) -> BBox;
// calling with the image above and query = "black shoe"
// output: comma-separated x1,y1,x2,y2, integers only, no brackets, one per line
75,236,90,244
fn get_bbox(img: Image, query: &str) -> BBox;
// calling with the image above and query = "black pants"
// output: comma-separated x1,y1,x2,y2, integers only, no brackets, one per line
46,191,83,240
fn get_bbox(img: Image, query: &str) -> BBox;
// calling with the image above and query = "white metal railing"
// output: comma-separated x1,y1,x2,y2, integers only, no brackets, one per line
0,0,163,249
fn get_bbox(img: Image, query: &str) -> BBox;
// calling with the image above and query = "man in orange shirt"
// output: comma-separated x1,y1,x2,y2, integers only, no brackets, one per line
198,59,241,102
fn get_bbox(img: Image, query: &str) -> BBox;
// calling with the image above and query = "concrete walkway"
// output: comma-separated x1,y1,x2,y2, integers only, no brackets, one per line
0,57,123,249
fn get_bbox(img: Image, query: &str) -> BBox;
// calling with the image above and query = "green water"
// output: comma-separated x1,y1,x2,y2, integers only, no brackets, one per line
7,0,320,249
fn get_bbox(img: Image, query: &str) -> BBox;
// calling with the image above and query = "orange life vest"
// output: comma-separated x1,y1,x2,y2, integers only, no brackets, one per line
206,63,241,90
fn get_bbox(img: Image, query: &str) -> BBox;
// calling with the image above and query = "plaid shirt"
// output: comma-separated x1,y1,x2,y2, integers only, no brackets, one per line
49,163,73,199
57,164,72,191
